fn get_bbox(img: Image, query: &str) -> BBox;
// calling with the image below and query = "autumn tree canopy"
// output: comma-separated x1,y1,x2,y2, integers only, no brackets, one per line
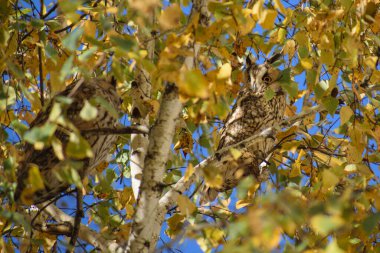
0,0,379,252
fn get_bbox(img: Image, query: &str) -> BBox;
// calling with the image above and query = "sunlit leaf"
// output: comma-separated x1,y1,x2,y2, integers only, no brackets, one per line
66,132,93,159
310,215,344,236
158,3,182,30
62,27,83,51
177,195,196,217
340,106,353,125
24,123,57,150
217,63,232,80
80,100,98,121
259,9,277,30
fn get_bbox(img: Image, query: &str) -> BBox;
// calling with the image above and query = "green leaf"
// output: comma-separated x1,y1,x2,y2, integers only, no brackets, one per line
279,68,291,83
314,80,329,99
264,88,275,101
281,81,298,98
310,214,344,236
92,96,119,119
54,161,84,187
78,47,98,62
237,176,254,199
349,238,361,244
24,123,57,149
110,35,134,52
362,212,380,235
62,27,83,51
31,18,44,29
59,55,74,81
10,120,28,137
66,132,93,159
0,85,16,110
80,100,98,121
322,97,339,115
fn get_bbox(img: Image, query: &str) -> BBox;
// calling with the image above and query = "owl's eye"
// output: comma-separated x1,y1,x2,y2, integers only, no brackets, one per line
262,73,272,84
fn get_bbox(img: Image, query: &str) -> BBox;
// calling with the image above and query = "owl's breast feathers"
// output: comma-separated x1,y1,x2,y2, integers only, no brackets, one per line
15,79,120,204
218,90,286,150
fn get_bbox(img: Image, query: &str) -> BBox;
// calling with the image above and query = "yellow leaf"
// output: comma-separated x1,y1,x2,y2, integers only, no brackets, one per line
128,0,160,14
346,144,362,163
51,137,64,160
300,58,313,69
203,166,224,188
364,56,378,69
184,163,195,182
174,128,193,154
252,0,264,21
49,72,65,95
273,0,286,14
158,3,182,30
83,20,97,38
66,132,93,159
177,195,196,216
314,151,344,167
259,9,277,30
167,213,185,237
203,227,224,247
320,49,335,66
106,7,118,14
290,161,301,178
240,9,256,35
277,28,286,43
322,170,339,191
28,165,45,190
326,239,344,253
310,214,344,236
216,63,232,80
229,148,242,160
340,106,353,125
178,69,209,99
115,224,131,240
236,199,251,209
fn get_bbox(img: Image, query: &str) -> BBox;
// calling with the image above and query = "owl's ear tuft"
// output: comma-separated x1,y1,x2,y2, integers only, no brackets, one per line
266,53,282,65
246,54,256,68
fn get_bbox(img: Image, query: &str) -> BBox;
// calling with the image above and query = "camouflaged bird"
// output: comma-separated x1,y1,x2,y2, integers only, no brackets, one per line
203,54,286,202
15,78,120,204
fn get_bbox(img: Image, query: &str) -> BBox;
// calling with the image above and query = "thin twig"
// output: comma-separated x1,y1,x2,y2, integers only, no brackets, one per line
38,47,44,106
67,188,84,253
38,0,44,106
41,3,58,19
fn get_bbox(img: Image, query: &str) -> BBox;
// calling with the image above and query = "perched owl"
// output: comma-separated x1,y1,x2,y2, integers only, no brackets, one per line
15,78,120,204
203,54,286,202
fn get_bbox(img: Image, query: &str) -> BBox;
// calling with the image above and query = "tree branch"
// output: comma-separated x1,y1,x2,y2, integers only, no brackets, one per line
41,204,120,252
129,11,155,200
67,189,83,253
81,126,149,136
126,84,182,253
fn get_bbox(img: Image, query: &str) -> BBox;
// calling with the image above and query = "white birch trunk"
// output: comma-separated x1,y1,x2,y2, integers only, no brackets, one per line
126,84,182,253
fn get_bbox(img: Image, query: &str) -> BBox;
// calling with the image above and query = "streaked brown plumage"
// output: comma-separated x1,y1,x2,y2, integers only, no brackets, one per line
15,78,120,204
204,54,286,201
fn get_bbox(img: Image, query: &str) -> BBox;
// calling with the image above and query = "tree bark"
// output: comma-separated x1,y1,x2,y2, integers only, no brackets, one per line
126,84,182,253
130,12,156,200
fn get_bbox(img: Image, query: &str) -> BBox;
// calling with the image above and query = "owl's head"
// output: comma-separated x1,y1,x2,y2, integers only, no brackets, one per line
245,53,282,93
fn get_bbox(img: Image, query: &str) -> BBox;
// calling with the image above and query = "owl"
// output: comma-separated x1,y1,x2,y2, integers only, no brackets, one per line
204,54,286,201
15,78,120,204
